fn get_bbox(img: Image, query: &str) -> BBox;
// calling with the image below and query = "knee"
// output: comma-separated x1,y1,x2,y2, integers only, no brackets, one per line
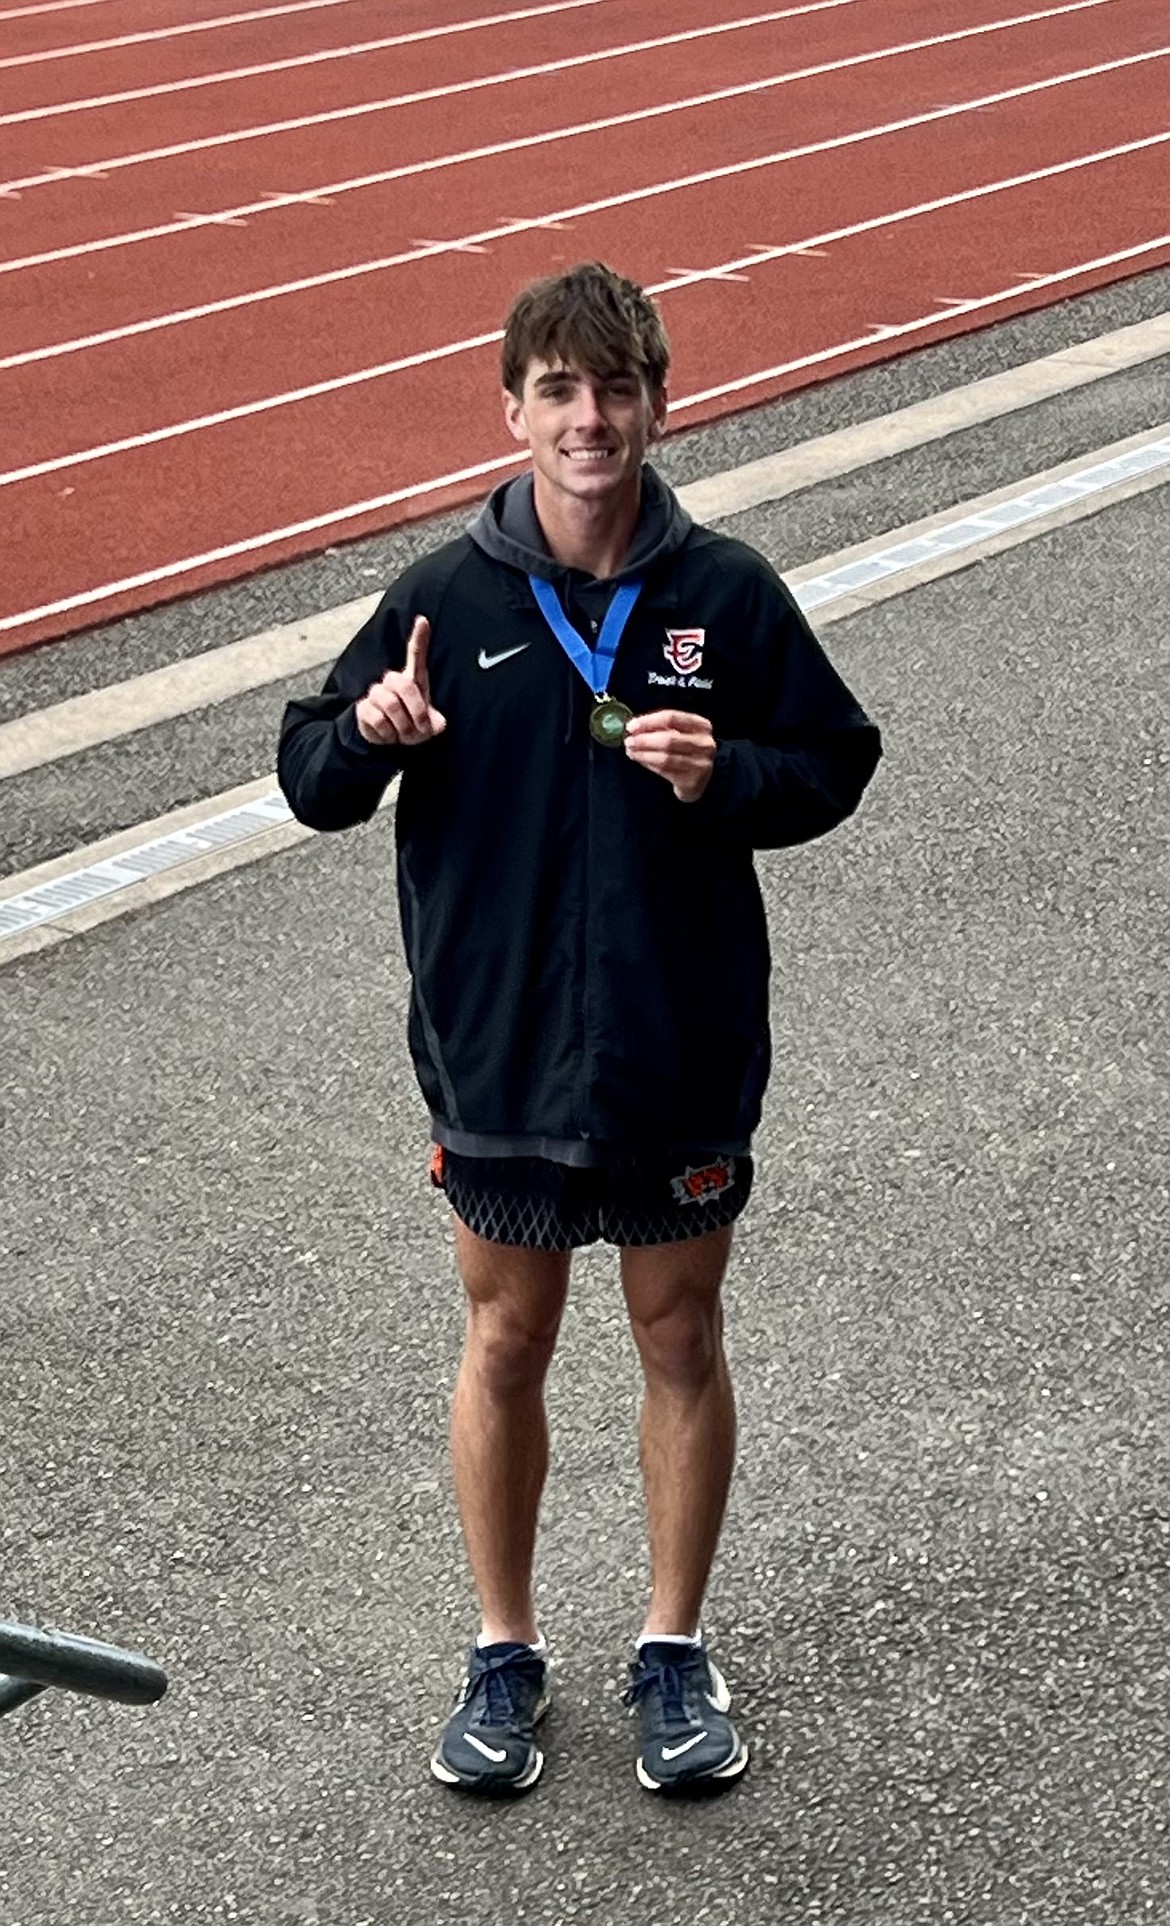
466,1302,560,1397
629,1301,723,1393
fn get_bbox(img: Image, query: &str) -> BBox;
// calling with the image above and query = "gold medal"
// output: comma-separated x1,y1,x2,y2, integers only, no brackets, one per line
589,698,633,746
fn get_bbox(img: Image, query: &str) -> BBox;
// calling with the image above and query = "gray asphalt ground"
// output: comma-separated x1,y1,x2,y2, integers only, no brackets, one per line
2,270,1168,1926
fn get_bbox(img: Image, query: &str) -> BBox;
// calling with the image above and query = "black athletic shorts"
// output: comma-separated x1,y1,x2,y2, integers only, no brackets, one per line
429,1145,752,1250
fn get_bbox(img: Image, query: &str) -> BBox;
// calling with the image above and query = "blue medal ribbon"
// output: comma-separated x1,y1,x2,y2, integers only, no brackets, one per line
527,574,643,698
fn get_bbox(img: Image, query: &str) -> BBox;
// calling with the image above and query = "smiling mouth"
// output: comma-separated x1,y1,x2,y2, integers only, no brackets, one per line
563,447,617,461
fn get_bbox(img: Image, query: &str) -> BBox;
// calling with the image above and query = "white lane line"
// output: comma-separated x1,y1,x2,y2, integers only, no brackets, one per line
4,312,1167,782
3,125,1166,483
0,0,846,126
0,0,1118,181
2,226,1168,649
0,330,499,480
4,425,1167,959
0,0,448,67
0,447,526,633
3,0,123,15
2,38,1159,280
667,231,1170,410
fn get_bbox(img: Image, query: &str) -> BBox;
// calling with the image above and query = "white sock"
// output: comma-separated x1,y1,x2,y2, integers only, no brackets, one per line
636,1629,702,1651
477,1630,547,1653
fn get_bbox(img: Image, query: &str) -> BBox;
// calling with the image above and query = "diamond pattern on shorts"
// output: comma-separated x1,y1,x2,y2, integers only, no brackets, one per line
444,1175,595,1250
597,1179,748,1247
436,1152,753,1250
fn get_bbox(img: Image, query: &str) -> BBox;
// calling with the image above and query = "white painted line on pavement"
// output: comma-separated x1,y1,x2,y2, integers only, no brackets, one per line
2,310,1168,782
2,37,1155,279
7,1,135,17
3,218,1168,646
9,78,1165,371
0,0,537,67
0,0,853,125
0,0,1107,148
2,422,1167,964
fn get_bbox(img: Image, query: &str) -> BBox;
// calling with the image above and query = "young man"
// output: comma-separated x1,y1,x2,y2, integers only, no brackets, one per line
278,262,881,1796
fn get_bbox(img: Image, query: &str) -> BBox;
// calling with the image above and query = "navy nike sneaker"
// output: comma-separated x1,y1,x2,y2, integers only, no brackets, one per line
623,1639,749,1793
430,1640,550,1794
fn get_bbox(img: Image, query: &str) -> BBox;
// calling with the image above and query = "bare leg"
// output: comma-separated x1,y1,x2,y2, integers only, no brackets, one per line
620,1226,736,1637
449,1218,571,1645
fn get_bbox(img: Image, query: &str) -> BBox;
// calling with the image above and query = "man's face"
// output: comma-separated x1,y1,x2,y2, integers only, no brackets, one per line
503,358,667,506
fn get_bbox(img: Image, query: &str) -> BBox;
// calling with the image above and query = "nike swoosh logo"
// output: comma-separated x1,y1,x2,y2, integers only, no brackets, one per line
464,1733,508,1762
478,643,530,671
661,1730,708,1761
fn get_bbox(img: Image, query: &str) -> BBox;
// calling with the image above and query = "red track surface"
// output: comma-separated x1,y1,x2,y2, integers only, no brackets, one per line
1,0,1167,654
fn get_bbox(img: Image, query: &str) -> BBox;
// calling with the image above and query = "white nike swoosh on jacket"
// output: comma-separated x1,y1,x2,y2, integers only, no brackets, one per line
478,643,530,670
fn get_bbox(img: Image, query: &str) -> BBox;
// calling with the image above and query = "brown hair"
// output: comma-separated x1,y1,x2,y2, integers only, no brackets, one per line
501,261,670,398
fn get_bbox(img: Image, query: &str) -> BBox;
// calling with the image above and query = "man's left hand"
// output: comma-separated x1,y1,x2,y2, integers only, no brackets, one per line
623,710,716,803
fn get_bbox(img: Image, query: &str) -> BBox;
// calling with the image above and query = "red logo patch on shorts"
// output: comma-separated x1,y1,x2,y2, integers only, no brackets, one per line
670,1156,736,1204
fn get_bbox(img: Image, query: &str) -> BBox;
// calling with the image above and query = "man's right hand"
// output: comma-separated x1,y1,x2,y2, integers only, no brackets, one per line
354,615,447,745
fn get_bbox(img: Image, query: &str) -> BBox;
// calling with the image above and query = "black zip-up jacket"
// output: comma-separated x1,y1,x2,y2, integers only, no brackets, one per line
278,469,881,1162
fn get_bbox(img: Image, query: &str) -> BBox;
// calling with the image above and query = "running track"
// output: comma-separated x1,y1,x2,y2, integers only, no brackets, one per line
1,0,1167,654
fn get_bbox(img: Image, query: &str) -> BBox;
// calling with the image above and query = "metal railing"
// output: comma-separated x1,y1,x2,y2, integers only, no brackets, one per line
0,1620,168,1719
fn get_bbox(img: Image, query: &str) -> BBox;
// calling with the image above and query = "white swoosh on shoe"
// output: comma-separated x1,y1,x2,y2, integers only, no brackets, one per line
661,1730,708,1761
464,1732,508,1762
478,644,530,670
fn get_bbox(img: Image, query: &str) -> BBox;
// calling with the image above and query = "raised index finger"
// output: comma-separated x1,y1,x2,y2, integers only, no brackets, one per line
404,613,430,683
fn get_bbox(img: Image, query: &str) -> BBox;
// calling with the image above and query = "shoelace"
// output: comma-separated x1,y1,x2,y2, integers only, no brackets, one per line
467,1647,544,1727
621,1653,703,1720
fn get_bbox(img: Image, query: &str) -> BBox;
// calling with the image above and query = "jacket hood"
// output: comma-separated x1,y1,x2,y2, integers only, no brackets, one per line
466,464,692,585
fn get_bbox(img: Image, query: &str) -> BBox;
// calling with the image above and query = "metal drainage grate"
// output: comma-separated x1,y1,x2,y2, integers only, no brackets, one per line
0,792,293,938
797,436,1170,612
